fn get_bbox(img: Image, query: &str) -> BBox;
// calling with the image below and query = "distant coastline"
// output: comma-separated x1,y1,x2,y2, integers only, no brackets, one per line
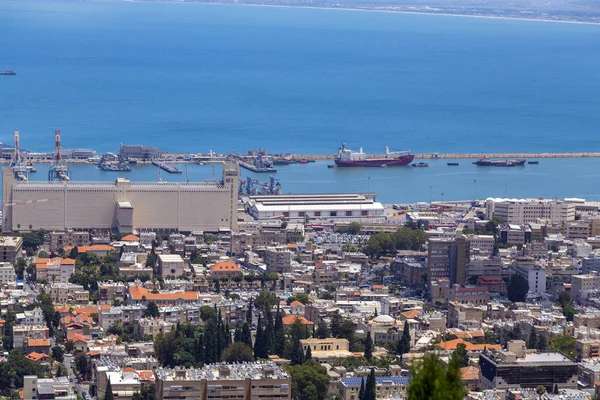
85,0,600,25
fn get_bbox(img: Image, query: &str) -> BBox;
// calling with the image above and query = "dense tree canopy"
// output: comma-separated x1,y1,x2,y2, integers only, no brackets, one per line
221,342,254,363
507,274,529,303
407,353,466,400
254,290,279,313
364,228,428,259
0,349,43,394
285,360,329,400
550,334,578,359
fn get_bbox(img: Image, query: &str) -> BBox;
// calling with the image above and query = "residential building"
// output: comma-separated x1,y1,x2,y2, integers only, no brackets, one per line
466,235,495,257
265,246,293,274
154,362,291,400
210,261,243,280
582,254,600,274
0,236,23,263
339,376,409,400
499,224,532,245
135,318,176,339
23,375,76,400
0,261,16,286
98,281,127,303
13,324,49,349
49,230,91,252
450,285,491,305
571,274,600,303
128,286,199,306
427,237,470,286
476,276,507,296
447,301,484,328
478,351,578,391
48,283,89,304
515,260,547,295
35,257,76,283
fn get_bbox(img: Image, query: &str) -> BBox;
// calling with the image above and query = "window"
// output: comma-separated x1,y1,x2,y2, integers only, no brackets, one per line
362,210,368,216
283,212,289,217
330,211,337,217
346,211,353,216
299,212,305,217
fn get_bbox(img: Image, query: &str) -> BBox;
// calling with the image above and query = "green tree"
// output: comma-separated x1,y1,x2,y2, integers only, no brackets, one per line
69,246,79,259
241,322,252,348
105,378,115,400
529,327,538,350
273,308,286,357
549,334,578,359
221,342,254,363
397,322,411,360
74,353,89,379
358,379,365,400
305,346,312,361
285,359,329,400
200,305,217,322
254,290,279,313
536,385,546,395
363,331,373,361
407,353,466,400
451,343,469,367
507,274,529,302
364,368,376,400
316,320,330,339
143,301,160,318
51,346,64,362
0,349,44,393
347,222,362,235
246,297,254,324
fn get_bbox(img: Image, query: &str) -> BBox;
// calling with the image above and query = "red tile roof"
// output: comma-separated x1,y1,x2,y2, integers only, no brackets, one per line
282,315,314,326
211,261,241,272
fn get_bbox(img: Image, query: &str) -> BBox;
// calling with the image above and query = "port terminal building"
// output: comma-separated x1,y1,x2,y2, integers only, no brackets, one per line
2,163,238,233
243,193,385,220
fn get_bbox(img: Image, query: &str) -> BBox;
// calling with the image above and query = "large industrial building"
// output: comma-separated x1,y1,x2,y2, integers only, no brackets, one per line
244,193,385,220
2,163,238,233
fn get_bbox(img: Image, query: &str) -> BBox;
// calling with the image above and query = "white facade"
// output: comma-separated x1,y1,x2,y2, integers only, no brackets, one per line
485,198,575,225
515,264,547,294
2,163,238,233
158,254,185,277
0,262,16,285
245,193,385,220
466,235,495,257
571,274,600,303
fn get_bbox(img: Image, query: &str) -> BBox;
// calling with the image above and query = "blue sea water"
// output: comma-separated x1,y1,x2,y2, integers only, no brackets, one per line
1,1,599,155
2,1,600,205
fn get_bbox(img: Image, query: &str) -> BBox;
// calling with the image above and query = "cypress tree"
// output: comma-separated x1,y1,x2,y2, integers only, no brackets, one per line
246,297,254,325
254,315,264,359
305,345,312,361
358,378,365,400
196,334,205,365
105,378,114,400
234,326,242,343
397,321,411,360
225,322,232,347
364,331,373,361
291,340,305,366
265,311,274,355
529,327,538,350
242,322,252,348
273,308,286,357
364,368,376,400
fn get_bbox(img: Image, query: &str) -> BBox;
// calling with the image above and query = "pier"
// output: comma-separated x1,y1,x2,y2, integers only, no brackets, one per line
152,160,182,174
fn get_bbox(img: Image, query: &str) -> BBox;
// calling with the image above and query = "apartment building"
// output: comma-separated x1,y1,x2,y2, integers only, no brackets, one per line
49,230,91,252
0,262,16,286
0,236,23,263
427,237,469,286
265,246,293,274
154,362,291,400
35,257,76,283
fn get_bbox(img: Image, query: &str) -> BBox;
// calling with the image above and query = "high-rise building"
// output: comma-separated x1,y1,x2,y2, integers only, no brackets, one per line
485,198,575,225
427,237,470,285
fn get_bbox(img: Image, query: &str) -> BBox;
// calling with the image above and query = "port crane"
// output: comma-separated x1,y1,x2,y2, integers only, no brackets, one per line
48,130,70,182
9,130,29,181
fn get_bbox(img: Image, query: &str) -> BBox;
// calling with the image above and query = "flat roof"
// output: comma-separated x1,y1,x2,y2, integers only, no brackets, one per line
517,352,572,363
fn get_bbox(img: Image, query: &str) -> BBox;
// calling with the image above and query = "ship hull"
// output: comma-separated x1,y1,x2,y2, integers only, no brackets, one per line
335,154,415,167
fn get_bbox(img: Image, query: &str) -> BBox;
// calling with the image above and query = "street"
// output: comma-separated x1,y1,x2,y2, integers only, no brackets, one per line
64,354,90,398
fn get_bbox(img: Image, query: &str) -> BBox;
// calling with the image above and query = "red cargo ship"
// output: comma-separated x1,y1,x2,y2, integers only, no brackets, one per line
334,144,414,167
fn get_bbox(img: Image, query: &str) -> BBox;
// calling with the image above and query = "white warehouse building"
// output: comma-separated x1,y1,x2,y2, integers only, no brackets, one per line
2,163,239,233
244,193,385,220
485,198,575,225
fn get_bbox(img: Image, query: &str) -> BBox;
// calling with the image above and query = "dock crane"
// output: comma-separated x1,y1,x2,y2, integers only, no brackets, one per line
48,130,71,182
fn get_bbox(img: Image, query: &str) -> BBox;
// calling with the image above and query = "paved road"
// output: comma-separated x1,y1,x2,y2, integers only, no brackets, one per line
64,354,90,398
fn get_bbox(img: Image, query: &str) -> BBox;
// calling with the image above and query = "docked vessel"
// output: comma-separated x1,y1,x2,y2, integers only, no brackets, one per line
447,162,459,166
0,69,16,76
412,162,429,167
334,144,414,167
528,161,539,165
473,157,526,166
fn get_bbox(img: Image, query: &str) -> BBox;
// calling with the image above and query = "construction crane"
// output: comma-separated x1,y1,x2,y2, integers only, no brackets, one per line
48,130,70,182
9,130,29,181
